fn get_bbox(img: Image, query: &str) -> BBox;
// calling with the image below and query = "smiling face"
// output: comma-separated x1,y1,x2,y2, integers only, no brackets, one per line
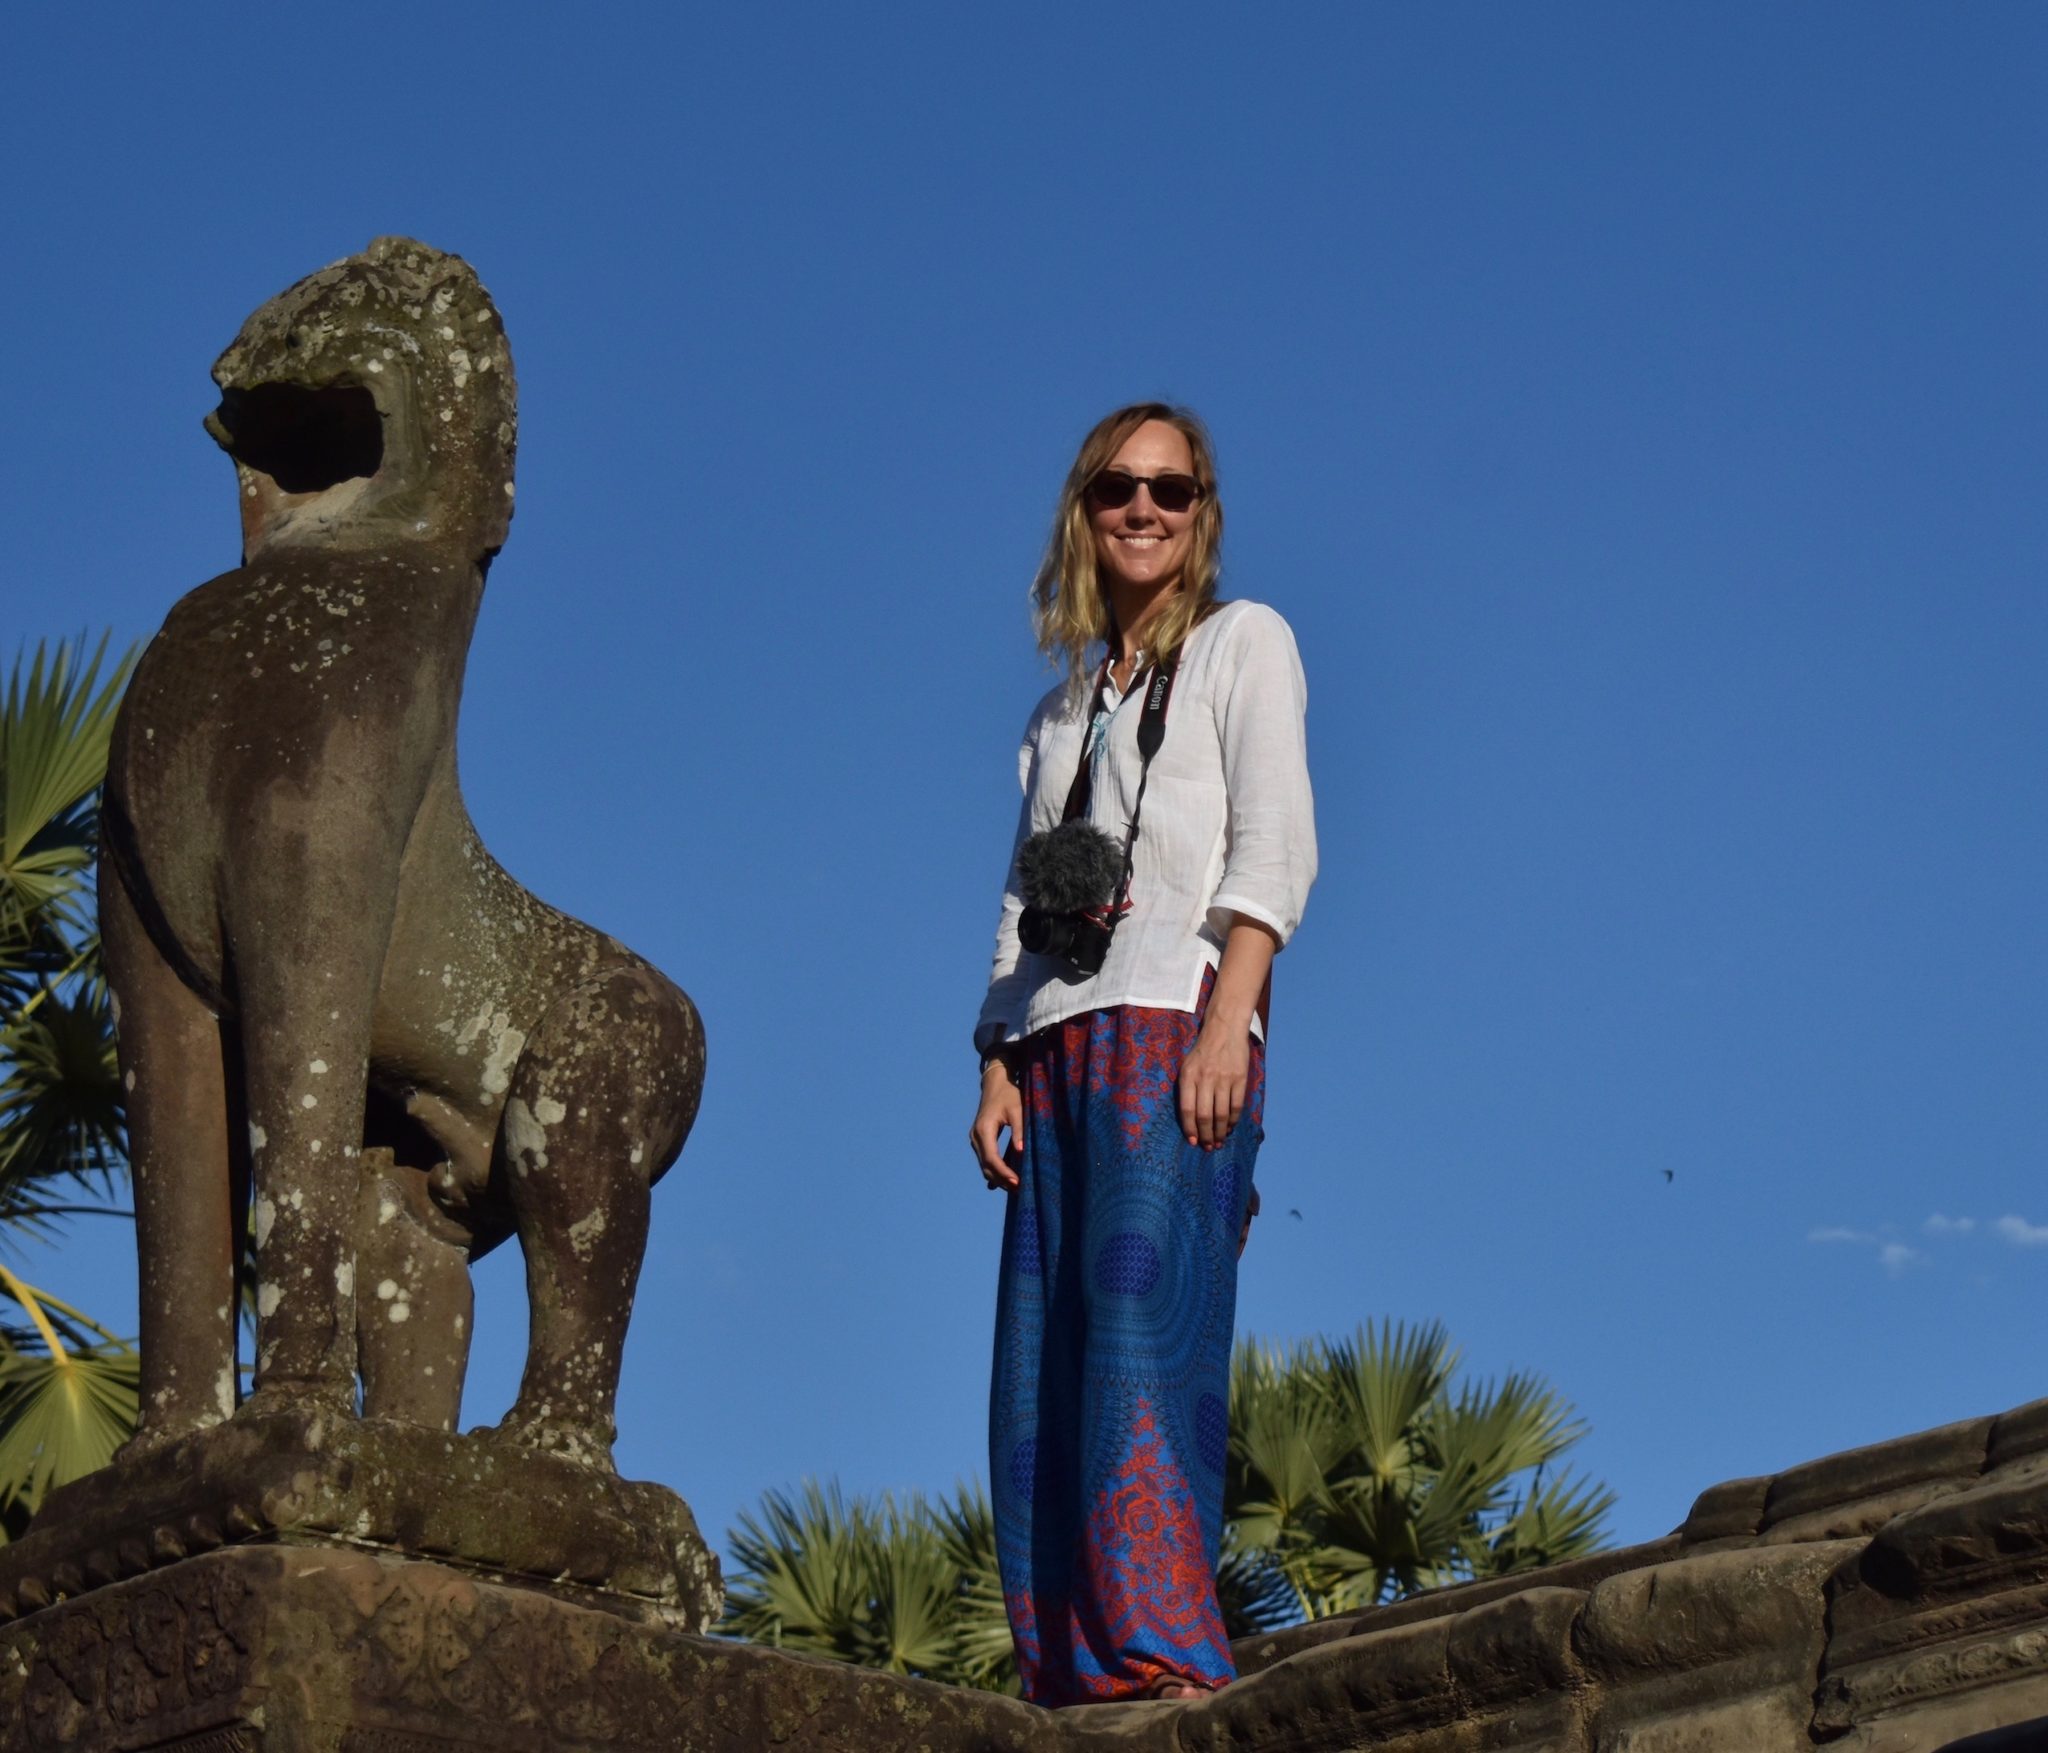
1088,419,1201,601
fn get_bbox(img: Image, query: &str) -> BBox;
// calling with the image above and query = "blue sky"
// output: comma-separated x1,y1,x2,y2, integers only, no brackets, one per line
4,4,2044,1565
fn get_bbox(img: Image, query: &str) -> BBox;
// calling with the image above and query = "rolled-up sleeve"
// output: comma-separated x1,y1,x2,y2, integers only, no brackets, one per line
1206,605,1317,946
974,709,1046,1052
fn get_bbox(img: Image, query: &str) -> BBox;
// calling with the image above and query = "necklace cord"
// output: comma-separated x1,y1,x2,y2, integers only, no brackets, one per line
1057,651,1179,917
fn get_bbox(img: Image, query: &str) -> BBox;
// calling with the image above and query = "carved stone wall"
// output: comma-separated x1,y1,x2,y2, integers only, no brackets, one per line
5,1551,261,1750
1179,1394,2048,1752
0,1546,1062,1753
6,1399,2047,1750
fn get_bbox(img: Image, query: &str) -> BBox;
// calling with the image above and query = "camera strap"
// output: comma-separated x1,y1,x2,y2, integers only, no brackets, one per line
1059,649,1179,913
1057,661,1112,825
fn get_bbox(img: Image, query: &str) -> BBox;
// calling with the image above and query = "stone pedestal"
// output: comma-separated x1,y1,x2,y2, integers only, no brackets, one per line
0,1545,1061,1753
0,1411,722,1635
0,1413,1063,1753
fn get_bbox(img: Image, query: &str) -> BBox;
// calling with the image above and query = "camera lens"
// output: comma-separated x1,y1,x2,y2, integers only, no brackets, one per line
1019,906,1111,974
1019,908,1061,957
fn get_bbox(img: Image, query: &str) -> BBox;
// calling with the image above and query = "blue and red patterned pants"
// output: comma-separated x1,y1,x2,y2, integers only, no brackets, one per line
990,981,1265,1705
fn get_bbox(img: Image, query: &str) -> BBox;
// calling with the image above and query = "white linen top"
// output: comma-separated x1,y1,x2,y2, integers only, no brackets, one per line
975,599,1317,1051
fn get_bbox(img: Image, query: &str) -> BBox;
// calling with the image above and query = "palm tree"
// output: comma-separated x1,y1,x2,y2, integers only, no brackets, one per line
0,635,139,1537
1222,1321,1614,1631
721,1322,1614,1681
722,1480,1016,1692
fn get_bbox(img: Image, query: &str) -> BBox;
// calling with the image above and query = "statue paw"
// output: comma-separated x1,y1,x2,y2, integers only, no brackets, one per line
113,1414,221,1465
487,1407,617,1472
236,1378,359,1432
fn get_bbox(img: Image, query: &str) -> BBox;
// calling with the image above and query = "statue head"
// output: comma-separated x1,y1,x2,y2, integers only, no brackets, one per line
206,237,518,560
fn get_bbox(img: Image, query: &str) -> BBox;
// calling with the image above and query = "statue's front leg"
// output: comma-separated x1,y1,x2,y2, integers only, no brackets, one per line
101,866,240,1450
230,873,400,1421
491,966,702,1467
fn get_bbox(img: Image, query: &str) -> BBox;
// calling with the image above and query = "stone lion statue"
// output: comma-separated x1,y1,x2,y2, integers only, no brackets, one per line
99,236,703,1467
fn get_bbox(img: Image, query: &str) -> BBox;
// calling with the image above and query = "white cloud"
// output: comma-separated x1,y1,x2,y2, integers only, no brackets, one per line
1808,1225,1923,1275
1995,1215,2048,1247
1924,1214,1976,1236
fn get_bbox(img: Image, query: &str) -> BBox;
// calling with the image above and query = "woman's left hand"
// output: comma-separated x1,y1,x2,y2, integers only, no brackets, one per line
1180,917,1278,1151
1179,1021,1251,1150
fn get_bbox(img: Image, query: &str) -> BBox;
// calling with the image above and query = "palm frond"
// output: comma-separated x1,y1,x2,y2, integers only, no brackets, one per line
0,1265,137,1534
1477,1466,1616,1576
0,635,136,945
1235,1323,1613,1615
867,1494,967,1677
0,986,125,1222
721,1478,1016,1690
723,1480,880,1661
935,1481,1019,1692
0,1273,129,1353
0,880,90,1021
1321,1320,1455,1492
1225,1336,1343,1552
1428,1370,1586,1484
0,1348,138,1529
0,637,140,1540
1215,1522,1302,1638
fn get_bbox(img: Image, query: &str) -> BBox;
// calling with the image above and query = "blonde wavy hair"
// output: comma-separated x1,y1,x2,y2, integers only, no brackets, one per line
1032,402,1223,702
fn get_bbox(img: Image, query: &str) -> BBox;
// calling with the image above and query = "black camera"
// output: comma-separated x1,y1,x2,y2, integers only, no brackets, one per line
1018,903,1114,974
1016,820,1126,977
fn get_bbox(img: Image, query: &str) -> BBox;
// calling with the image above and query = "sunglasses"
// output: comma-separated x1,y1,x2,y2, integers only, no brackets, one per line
1086,469,1205,515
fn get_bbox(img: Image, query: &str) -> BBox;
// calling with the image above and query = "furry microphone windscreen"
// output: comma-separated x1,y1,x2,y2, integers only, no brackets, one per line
1016,821,1125,914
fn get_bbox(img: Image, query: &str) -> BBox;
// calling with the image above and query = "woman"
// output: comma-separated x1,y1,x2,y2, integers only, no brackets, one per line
972,403,1316,1705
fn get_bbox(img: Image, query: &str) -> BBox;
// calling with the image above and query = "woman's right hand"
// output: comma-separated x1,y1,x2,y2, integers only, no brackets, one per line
971,1057,1024,1193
